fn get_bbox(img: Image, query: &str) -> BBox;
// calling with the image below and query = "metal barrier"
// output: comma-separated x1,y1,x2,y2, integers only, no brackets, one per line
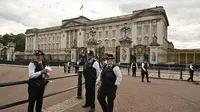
0,71,83,110
127,66,200,81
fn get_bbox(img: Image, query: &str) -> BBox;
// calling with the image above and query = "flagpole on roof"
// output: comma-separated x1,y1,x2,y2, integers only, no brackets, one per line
80,4,83,16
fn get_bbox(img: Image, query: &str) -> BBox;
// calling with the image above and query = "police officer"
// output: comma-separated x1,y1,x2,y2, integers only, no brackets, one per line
97,54,122,112
67,60,71,73
131,60,138,77
28,50,50,112
141,60,150,82
187,62,194,82
82,50,100,112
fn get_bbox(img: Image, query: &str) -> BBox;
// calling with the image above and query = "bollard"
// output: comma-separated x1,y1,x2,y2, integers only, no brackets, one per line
77,71,82,99
128,66,130,75
180,70,183,80
158,68,160,78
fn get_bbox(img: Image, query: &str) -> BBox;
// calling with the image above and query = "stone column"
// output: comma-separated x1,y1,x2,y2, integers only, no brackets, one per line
119,37,132,64
149,35,160,64
7,42,16,61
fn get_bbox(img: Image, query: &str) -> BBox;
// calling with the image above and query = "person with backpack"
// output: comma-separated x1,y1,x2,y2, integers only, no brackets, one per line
96,54,122,112
82,50,101,112
28,50,52,112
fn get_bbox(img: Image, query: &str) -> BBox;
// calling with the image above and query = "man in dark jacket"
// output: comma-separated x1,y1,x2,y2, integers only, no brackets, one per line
82,50,100,112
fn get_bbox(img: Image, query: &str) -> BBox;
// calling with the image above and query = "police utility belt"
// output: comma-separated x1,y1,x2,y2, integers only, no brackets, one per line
28,74,49,87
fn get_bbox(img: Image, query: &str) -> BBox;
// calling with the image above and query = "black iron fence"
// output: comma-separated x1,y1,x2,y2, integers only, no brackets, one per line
0,71,83,110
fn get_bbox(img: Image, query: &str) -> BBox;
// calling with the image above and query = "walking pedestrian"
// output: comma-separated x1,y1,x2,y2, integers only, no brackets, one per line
28,50,52,112
141,60,150,82
97,54,122,112
131,61,138,77
67,60,71,73
82,50,101,112
187,62,194,82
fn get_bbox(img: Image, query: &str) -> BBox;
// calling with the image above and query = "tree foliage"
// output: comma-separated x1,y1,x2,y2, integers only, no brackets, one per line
0,33,26,52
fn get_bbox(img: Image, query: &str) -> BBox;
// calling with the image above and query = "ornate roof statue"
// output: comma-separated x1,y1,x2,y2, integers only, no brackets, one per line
150,35,160,46
119,23,132,46
86,38,98,45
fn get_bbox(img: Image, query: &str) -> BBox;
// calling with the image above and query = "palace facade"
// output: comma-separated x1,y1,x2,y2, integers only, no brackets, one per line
21,6,200,64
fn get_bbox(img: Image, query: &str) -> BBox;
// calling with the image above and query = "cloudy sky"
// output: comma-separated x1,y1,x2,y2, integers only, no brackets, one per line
0,0,200,49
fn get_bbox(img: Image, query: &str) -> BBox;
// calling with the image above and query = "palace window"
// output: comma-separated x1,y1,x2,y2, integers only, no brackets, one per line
144,25,149,34
112,30,116,37
38,44,40,50
105,31,108,38
56,43,59,49
52,43,54,49
112,39,116,47
137,37,141,44
105,40,109,47
144,37,149,45
44,44,47,49
99,32,102,38
137,27,142,35
41,44,43,50
152,25,157,34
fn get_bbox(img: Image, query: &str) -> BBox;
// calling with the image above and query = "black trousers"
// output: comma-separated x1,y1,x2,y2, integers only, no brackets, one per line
85,77,96,108
141,70,149,82
68,66,71,73
28,85,45,112
132,67,136,77
98,84,117,112
187,72,194,82
75,67,79,73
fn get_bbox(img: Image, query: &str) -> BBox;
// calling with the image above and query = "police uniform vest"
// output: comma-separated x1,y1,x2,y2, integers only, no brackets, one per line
28,61,47,87
83,59,97,79
101,64,116,86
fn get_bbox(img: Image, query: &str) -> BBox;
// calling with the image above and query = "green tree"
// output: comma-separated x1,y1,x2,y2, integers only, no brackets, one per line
13,33,25,52
0,33,25,52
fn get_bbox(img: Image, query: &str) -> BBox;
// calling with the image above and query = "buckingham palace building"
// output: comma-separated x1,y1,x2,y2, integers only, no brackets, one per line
21,6,186,64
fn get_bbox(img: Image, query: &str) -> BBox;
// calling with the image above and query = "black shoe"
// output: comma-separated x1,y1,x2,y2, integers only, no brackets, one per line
147,81,151,83
142,80,144,82
89,108,95,112
82,104,90,108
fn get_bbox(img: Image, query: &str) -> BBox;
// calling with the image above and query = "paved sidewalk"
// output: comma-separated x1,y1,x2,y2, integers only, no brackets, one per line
66,76,200,112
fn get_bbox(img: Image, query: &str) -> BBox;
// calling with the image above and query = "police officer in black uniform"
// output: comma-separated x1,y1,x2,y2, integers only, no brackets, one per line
97,54,122,112
28,50,49,112
187,62,194,82
141,60,150,82
82,50,100,112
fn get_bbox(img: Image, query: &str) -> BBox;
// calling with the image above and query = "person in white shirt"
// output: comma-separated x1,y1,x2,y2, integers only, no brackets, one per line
82,50,101,112
97,54,122,112
141,60,150,82
28,50,52,112
187,62,194,82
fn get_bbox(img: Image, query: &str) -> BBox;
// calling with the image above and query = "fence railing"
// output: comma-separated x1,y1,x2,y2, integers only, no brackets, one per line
0,71,83,110
127,66,200,82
